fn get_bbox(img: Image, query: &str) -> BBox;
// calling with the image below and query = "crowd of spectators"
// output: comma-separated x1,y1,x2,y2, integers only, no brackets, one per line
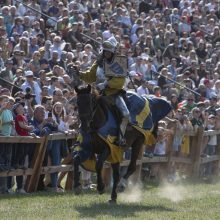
0,0,220,193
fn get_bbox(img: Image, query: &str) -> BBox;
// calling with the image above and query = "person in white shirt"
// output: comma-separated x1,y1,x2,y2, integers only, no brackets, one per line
21,71,42,105
137,80,149,96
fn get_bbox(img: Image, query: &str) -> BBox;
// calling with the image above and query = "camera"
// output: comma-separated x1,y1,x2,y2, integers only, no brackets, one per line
24,87,36,100
48,111,52,118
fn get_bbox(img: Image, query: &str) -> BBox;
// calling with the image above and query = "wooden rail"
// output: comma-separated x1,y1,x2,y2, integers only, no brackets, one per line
0,127,219,192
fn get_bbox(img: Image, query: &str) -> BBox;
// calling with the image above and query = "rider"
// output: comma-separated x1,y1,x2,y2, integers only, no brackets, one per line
78,36,129,147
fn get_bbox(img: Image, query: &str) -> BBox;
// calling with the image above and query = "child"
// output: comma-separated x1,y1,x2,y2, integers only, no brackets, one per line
154,127,167,156
11,102,34,194
0,95,14,194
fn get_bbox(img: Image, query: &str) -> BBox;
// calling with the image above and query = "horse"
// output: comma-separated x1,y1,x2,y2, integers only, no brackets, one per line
73,84,172,203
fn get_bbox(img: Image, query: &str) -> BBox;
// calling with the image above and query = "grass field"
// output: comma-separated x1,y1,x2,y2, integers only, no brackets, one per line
0,178,220,220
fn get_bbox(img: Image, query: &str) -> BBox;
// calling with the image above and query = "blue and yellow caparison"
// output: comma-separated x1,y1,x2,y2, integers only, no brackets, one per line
74,91,172,172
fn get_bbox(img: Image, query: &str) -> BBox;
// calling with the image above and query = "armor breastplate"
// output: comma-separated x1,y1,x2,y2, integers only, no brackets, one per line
96,66,106,84
104,55,128,77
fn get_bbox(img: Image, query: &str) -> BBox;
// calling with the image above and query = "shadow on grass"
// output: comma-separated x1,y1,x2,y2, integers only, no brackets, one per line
75,203,174,218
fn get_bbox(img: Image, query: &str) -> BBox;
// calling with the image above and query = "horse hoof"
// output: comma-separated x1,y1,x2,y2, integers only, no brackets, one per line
117,184,126,193
98,189,105,194
117,178,127,193
74,186,82,195
97,184,105,194
108,199,117,204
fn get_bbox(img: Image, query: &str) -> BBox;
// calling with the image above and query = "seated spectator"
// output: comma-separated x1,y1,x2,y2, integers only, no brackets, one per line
137,80,149,96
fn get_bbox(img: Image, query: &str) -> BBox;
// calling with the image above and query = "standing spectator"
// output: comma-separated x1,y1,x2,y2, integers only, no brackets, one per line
9,102,33,194
0,95,14,194
191,107,203,129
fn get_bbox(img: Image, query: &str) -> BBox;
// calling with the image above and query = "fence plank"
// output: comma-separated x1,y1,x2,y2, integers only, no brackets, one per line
25,136,47,192
41,165,74,174
200,155,219,164
0,136,44,143
0,169,33,177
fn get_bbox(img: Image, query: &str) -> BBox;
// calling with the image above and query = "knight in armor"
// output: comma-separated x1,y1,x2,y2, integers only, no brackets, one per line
78,36,129,147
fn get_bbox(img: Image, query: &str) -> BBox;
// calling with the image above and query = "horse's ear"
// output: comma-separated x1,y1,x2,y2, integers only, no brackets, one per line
74,86,79,94
87,84,92,93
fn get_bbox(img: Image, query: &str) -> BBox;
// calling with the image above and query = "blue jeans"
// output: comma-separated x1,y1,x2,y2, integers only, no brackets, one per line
0,143,12,193
47,140,62,188
204,144,216,176
115,95,130,118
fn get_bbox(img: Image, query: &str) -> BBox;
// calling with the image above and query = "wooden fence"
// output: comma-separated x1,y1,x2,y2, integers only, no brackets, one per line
141,127,220,180
0,127,219,192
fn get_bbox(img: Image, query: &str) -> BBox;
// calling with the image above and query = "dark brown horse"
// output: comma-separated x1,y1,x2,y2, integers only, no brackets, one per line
73,85,172,203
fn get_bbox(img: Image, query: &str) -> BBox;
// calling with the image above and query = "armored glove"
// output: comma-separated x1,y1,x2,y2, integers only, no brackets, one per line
96,80,108,91
96,52,104,67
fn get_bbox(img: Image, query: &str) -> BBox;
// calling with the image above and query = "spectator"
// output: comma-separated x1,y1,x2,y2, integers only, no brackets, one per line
21,71,42,105
0,95,14,194
9,102,33,194
137,80,149,96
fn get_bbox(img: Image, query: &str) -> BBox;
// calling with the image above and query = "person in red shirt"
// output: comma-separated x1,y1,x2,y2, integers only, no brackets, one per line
10,102,34,194
14,103,34,136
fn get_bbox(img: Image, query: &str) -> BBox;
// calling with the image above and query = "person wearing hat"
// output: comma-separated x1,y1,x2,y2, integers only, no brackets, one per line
77,36,129,146
203,113,217,174
21,71,42,105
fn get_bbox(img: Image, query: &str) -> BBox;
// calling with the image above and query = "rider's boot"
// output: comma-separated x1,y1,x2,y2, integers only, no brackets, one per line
115,117,129,147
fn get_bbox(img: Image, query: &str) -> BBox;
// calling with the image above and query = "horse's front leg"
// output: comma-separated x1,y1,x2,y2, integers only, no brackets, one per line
118,137,144,192
109,163,120,204
96,148,110,194
73,154,82,195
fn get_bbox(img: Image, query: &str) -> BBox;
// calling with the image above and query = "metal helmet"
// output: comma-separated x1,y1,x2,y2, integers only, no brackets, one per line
102,36,118,53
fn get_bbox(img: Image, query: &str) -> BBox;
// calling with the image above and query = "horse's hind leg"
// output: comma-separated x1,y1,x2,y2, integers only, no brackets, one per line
109,163,120,204
96,147,110,194
118,135,144,192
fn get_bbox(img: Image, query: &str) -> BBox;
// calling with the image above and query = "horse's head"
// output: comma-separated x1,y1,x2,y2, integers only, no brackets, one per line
75,84,96,132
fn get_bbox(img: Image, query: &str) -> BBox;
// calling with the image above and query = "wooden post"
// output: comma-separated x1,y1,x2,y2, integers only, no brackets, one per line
189,130,198,175
192,127,204,177
25,136,47,192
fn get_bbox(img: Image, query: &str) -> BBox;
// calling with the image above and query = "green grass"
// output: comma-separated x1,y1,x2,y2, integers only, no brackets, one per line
1,178,220,220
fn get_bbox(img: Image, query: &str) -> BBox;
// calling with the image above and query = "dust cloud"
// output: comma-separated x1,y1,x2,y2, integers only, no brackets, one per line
158,182,189,202
118,181,143,203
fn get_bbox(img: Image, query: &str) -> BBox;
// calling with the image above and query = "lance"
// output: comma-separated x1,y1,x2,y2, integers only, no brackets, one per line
14,0,57,23
152,70,201,96
80,33,102,46
0,76,23,91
